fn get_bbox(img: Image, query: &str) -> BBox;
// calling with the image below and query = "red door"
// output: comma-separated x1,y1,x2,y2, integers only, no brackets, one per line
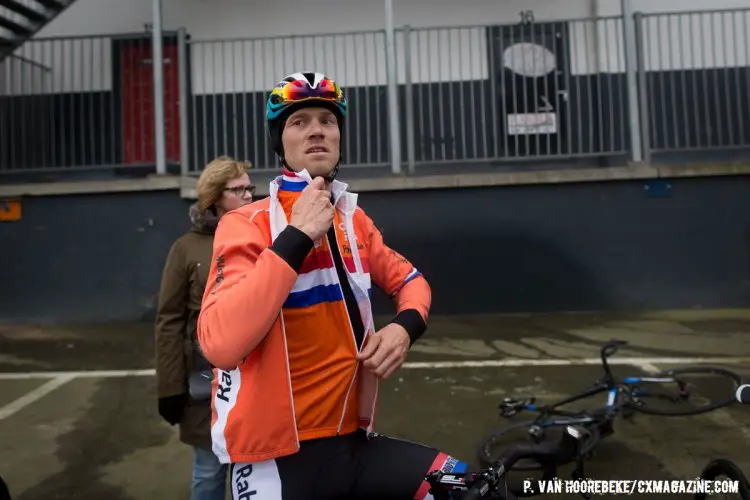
121,41,180,164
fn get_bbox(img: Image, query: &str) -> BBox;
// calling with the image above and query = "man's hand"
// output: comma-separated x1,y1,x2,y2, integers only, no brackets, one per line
357,323,410,379
289,176,335,242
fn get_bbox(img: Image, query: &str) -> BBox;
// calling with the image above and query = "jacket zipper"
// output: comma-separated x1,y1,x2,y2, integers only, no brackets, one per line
326,220,363,435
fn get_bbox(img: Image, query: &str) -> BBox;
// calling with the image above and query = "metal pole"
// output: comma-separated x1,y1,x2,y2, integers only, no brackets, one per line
633,12,650,165
384,0,401,174
152,0,167,174
178,27,189,176
621,0,643,163
403,25,416,174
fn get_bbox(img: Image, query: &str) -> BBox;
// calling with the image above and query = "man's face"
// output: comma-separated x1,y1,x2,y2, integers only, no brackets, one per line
281,106,340,178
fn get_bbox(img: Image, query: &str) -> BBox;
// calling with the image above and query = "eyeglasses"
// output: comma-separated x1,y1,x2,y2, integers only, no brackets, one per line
224,184,256,197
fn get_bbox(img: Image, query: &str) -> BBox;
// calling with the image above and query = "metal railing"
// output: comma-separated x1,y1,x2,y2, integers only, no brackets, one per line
185,30,390,173
1,8,749,176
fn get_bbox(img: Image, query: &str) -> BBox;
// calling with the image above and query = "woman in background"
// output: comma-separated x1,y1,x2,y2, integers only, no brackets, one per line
154,156,254,500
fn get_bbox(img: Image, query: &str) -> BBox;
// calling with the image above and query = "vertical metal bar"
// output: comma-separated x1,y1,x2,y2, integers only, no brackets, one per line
356,33,363,164
384,0,401,173
222,41,228,156
110,37,117,165
468,28,478,159
45,40,55,167
679,14,690,148
541,25,550,155
699,13,710,148
65,39,72,165
574,22,583,154
417,30,427,162
656,17,667,150
447,28,456,160
138,38,145,162
241,39,249,165
20,47,27,168
88,38,95,164
178,27,189,175
594,20,604,154
648,16,660,151
370,31,381,164
231,41,238,157
98,37,105,165
710,12,722,147
509,24,519,156
688,14,699,149
79,38,85,165
426,30,435,161
365,32,372,165
201,42,209,167
458,28,467,159
667,15,678,149
374,31,383,163
212,42,218,161
493,25,503,159
562,22,572,155
721,12,733,146
437,29,446,161
604,20,614,152
614,20,625,153
621,0,643,161
634,12,650,163
152,0,166,173
191,43,199,172
733,12,745,145
745,10,750,145
403,25,415,173
723,12,734,146
520,23,529,156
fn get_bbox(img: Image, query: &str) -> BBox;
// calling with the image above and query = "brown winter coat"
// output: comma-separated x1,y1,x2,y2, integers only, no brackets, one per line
155,203,218,449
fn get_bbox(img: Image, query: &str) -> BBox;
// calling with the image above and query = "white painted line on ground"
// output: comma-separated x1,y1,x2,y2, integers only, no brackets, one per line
0,369,155,380
0,356,748,380
625,361,661,374
0,374,77,420
401,356,750,369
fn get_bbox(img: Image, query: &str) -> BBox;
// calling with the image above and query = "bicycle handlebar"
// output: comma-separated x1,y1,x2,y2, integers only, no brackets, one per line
460,426,582,499
736,384,750,404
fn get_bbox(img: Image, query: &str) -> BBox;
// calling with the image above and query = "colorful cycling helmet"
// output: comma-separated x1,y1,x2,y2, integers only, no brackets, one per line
266,72,347,166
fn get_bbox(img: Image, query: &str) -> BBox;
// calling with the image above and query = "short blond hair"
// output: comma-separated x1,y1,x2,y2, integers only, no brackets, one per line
196,155,252,211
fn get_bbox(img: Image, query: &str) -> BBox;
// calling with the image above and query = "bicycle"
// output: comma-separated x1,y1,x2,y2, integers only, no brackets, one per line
427,424,593,499
477,340,742,470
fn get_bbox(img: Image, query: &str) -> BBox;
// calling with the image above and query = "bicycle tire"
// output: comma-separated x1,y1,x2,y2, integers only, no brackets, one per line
694,459,750,500
632,366,741,416
476,418,601,470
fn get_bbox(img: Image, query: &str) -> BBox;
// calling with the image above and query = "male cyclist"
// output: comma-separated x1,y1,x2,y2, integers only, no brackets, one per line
197,72,470,499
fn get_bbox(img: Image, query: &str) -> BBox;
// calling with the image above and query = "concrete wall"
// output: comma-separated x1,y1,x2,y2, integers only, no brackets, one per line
2,174,749,324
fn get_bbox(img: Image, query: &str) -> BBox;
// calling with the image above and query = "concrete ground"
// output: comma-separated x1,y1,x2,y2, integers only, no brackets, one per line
1,309,750,499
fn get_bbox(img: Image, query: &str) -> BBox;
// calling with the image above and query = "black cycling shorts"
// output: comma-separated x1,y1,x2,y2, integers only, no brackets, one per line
229,429,470,499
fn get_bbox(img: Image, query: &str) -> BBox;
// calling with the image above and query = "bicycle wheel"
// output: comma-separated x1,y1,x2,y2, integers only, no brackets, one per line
476,418,600,470
694,459,750,500
632,366,741,416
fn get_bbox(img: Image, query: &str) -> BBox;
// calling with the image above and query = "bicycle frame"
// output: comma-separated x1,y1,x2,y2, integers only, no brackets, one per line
508,347,684,424
510,340,628,423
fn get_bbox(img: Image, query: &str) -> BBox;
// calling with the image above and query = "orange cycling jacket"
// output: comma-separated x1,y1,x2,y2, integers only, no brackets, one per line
196,169,431,464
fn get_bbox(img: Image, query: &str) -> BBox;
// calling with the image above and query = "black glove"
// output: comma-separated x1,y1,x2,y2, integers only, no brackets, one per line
158,393,187,425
